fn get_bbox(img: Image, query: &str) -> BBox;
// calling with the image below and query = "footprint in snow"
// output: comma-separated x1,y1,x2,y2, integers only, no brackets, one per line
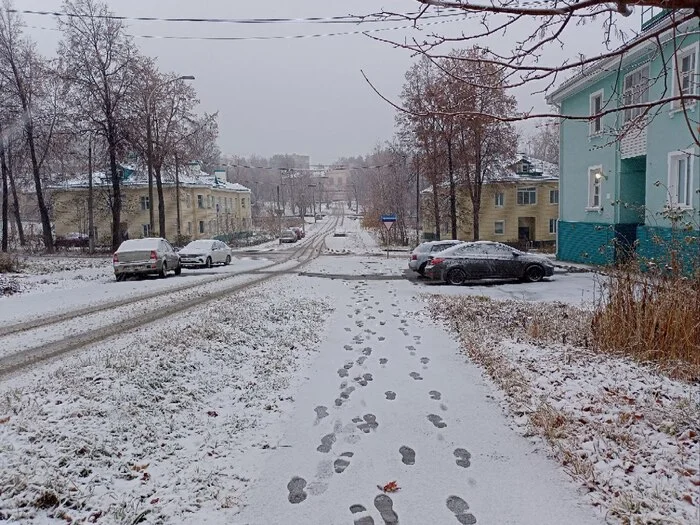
350,504,375,525
334,451,354,474
409,372,423,381
374,494,399,524
385,391,396,400
399,445,416,465
287,476,308,504
378,336,386,341
314,406,329,420
429,390,442,400
454,448,472,468
363,347,373,356
345,327,352,332
338,368,349,378
420,357,430,365
317,433,336,453
344,345,354,351
379,358,388,365
340,386,356,401
354,414,378,433
428,414,447,429
356,356,367,366
446,495,477,524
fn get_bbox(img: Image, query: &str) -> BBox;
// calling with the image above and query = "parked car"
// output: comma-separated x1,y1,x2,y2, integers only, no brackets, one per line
279,229,298,244
409,240,464,276
291,227,304,240
424,241,555,285
333,228,347,237
113,238,181,281
178,239,232,268
55,232,89,249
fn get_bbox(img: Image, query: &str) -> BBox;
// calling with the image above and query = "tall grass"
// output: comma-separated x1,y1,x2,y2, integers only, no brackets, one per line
592,264,700,380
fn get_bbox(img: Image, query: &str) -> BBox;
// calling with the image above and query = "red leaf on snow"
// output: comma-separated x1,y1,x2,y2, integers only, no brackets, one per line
0,416,9,424
207,410,219,417
150,498,159,504
377,481,400,493
681,494,694,506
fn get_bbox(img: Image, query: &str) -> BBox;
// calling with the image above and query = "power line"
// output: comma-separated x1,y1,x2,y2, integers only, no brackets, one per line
24,17,465,42
221,163,395,172
10,7,465,25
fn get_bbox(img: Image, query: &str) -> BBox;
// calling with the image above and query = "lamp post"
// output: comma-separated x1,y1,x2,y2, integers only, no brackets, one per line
308,183,317,219
145,75,195,234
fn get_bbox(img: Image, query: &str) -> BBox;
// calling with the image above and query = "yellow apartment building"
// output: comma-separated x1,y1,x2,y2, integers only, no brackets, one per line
50,164,252,244
423,156,559,247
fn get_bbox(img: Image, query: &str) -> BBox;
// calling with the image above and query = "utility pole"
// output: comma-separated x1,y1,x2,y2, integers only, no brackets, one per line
276,184,281,237
175,152,181,239
415,157,420,246
88,134,95,253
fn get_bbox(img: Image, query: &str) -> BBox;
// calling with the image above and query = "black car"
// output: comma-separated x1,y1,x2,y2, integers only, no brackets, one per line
424,241,555,285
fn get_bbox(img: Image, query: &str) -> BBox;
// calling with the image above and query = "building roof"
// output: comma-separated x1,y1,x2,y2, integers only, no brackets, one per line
50,164,251,193
546,11,695,104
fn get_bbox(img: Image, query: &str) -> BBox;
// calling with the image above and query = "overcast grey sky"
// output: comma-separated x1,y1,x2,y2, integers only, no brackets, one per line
19,0,637,165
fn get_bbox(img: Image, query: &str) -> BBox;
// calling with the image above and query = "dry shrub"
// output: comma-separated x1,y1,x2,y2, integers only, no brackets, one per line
0,252,22,273
592,267,700,380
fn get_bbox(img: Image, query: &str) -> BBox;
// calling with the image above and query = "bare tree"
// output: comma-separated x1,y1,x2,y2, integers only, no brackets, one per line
369,3,700,146
59,0,138,251
529,118,559,165
0,1,55,251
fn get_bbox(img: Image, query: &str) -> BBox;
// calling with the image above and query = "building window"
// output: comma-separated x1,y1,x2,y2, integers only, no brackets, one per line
208,196,213,209
495,192,504,207
668,150,694,208
197,195,204,209
199,221,205,234
187,222,192,235
550,189,559,204
494,221,505,235
549,219,558,234
589,90,603,134
672,45,698,109
140,196,150,211
142,224,151,237
623,65,649,122
186,194,191,208
587,166,603,209
517,187,537,205
242,198,247,208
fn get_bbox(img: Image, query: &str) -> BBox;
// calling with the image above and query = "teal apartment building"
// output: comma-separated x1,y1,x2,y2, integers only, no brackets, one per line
547,8,699,267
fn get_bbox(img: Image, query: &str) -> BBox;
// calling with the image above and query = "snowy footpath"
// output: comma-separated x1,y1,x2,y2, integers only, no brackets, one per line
233,256,602,525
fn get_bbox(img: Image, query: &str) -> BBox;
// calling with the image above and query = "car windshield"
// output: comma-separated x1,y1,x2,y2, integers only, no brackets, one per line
116,238,160,252
185,241,214,250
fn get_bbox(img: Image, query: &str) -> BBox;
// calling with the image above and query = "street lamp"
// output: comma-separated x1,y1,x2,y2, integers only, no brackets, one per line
146,75,195,234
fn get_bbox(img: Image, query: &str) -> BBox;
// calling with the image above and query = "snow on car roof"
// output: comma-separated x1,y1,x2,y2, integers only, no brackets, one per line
116,238,162,252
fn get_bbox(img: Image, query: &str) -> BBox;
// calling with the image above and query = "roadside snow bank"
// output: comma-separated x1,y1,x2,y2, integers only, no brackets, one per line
430,296,700,525
0,285,332,524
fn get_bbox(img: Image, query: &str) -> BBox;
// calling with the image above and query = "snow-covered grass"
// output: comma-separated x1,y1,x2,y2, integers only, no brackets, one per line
0,280,333,524
430,296,700,525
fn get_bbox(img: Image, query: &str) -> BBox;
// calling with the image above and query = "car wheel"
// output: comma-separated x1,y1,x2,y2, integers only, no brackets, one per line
446,268,467,286
159,261,168,279
418,262,427,276
174,263,182,276
224,255,231,266
205,257,212,269
524,264,545,283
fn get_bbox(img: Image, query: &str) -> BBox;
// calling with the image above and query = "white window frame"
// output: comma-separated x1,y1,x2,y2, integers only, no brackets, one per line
140,195,150,211
199,221,205,234
587,165,604,210
197,195,204,209
671,42,699,111
517,187,537,205
495,192,504,207
623,64,650,123
549,189,559,205
142,224,150,237
494,220,505,235
667,149,695,208
549,218,558,235
589,89,604,135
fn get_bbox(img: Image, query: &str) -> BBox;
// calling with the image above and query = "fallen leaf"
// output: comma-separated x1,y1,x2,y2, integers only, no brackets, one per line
207,410,219,417
376,481,400,493
141,472,151,482
131,464,149,472
0,416,9,424
681,494,694,505
150,498,159,504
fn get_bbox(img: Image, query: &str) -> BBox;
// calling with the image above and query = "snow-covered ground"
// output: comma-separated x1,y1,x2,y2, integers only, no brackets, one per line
0,256,272,325
1,214,696,524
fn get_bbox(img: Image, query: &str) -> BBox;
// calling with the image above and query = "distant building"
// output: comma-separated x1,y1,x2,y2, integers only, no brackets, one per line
49,163,252,244
422,155,559,247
